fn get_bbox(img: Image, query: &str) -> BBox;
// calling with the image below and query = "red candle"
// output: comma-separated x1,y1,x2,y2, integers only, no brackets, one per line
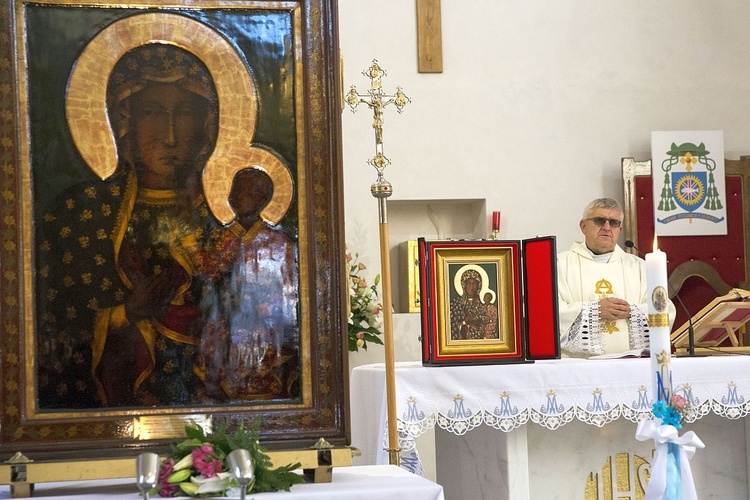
492,211,501,232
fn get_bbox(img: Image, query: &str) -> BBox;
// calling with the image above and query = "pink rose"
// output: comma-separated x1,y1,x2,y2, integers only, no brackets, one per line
671,394,688,411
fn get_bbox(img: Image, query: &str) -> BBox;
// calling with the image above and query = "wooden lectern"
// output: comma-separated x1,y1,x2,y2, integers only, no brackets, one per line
671,288,750,355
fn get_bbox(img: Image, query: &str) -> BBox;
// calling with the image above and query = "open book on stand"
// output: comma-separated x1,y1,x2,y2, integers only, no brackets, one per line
671,288,750,356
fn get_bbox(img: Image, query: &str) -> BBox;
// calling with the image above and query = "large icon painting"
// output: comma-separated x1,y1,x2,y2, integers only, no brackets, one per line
0,1,346,459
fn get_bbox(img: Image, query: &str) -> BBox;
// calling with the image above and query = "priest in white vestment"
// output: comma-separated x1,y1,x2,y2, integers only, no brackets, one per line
558,198,676,357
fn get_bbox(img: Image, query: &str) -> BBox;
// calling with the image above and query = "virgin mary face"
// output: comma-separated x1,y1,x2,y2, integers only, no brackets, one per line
130,82,210,190
463,277,480,299
107,44,218,191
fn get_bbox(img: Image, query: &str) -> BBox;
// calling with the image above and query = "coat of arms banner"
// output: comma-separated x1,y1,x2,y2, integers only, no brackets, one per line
651,130,727,236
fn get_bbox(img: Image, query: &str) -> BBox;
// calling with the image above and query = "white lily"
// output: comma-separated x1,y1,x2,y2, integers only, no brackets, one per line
191,472,233,494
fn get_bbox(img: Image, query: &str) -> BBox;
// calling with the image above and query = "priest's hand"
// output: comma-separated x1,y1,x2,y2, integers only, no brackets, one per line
598,297,630,322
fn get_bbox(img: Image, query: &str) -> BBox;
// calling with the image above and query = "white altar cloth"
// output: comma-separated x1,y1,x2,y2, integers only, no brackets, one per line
350,356,750,471
0,465,445,500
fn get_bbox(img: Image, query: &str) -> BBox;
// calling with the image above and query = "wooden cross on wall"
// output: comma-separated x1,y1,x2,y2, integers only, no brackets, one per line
416,0,442,73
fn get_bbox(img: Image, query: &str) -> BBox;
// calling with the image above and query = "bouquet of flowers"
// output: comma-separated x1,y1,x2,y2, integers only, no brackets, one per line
346,248,384,352
651,390,693,429
156,420,303,497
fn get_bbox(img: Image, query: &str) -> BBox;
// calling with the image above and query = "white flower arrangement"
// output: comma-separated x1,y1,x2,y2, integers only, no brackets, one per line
346,247,384,352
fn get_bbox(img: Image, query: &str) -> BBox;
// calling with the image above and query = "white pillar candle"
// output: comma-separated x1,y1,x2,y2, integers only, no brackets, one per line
645,237,672,402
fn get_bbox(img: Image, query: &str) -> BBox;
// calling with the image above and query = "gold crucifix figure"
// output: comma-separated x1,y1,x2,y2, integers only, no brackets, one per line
345,60,410,199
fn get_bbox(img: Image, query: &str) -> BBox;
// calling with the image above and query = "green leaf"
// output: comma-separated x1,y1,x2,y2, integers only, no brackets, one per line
359,326,381,335
363,333,383,345
184,425,207,441
348,336,358,352
175,437,203,453
252,461,305,493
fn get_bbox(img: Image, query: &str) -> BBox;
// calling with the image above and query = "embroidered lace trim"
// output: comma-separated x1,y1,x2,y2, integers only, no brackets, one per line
628,305,650,350
564,302,604,356
565,302,651,357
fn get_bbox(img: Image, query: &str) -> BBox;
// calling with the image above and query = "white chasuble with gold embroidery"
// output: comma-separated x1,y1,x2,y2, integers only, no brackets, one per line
557,242,661,357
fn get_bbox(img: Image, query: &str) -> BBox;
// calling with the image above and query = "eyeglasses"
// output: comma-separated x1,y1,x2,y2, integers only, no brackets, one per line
585,217,622,228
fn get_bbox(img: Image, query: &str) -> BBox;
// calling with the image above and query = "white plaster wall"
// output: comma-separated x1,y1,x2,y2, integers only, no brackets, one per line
338,0,750,480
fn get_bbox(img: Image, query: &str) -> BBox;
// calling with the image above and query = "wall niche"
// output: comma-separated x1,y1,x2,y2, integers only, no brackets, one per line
387,198,488,314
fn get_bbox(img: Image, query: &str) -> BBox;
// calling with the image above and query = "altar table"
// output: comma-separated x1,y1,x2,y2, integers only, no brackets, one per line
0,465,445,500
351,357,750,499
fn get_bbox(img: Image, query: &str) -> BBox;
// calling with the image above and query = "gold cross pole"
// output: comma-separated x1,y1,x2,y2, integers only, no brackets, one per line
346,60,410,467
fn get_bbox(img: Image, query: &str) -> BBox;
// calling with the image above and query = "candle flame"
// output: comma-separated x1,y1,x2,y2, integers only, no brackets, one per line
653,234,658,252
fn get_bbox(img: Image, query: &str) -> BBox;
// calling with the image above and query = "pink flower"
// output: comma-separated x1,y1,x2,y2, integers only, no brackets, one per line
192,445,223,478
671,394,688,411
358,262,366,270
158,459,180,497
159,458,174,479
191,444,213,461
159,484,180,497
195,457,223,478
356,332,365,339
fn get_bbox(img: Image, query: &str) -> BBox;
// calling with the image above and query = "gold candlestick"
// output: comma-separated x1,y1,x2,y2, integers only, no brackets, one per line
346,60,410,466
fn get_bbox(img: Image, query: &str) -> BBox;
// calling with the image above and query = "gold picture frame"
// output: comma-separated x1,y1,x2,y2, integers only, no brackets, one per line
0,0,347,460
419,240,523,364
419,237,560,365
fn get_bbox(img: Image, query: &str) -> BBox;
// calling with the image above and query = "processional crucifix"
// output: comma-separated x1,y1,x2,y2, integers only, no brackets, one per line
346,60,410,466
